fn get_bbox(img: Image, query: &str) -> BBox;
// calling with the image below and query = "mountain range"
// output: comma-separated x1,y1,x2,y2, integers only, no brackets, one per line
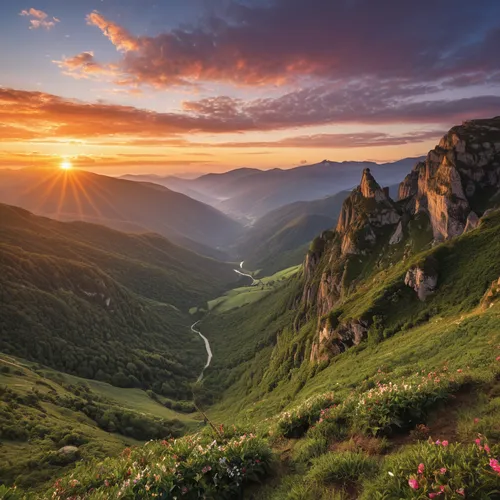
3,118,500,499
0,168,243,259
122,157,422,222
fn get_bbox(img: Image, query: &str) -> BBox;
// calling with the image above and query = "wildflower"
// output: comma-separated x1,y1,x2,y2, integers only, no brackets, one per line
474,418,480,424
418,463,425,474
388,471,394,477
485,444,491,453
408,478,419,490
456,488,465,496
439,468,447,474
489,458,500,474
441,440,449,447
202,465,212,474
429,494,441,499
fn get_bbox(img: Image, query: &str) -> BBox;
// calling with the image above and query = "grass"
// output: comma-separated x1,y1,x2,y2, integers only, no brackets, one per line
307,451,379,486
0,355,200,492
44,371,198,423
207,265,300,313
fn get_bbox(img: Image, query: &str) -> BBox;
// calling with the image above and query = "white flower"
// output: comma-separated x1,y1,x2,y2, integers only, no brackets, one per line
388,471,394,477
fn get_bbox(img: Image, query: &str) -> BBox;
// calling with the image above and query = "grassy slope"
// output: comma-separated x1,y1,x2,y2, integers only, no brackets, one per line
204,211,500,424
0,355,199,491
207,265,300,313
0,203,240,309
0,203,248,399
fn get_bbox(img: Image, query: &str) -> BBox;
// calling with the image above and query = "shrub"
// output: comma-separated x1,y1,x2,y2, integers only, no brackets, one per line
307,451,379,486
275,392,337,438
292,437,328,464
48,432,273,500
361,439,500,499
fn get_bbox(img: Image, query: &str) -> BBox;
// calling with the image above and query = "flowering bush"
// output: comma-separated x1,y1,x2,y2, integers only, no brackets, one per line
47,431,272,499
310,371,460,438
361,438,500,499
275,392,337,438
352,372,454,436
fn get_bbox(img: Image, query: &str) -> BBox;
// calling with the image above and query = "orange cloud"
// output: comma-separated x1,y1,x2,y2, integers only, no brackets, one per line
20,7,59,30
86,11,138,52
54,51,118,80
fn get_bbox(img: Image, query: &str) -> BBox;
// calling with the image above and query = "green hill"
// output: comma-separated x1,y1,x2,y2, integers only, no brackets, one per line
235,191,348,275
0,203,241,397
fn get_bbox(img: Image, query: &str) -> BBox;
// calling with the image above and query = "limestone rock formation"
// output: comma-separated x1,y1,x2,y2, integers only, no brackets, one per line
404,259,438,301
400,117,500,241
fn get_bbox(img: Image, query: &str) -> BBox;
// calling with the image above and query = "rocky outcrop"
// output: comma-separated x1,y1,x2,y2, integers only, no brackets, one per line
398,165,420,201
310,319,368,362
404,259,438,301
389,220,404,245
402,117,500,241
302,118,500,365
481,277,500,310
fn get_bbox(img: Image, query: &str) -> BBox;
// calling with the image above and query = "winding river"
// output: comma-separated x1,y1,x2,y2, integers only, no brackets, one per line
191,261,256,381
191,320,213,382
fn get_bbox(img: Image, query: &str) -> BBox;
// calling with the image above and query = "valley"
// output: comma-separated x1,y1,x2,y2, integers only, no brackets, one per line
2,117,500,499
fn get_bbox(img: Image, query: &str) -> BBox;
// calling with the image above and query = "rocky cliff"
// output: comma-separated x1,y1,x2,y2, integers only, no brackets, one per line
302,117,500,363
400,117,500,240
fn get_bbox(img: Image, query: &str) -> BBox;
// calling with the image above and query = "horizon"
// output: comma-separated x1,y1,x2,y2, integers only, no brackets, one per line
2,0,500,175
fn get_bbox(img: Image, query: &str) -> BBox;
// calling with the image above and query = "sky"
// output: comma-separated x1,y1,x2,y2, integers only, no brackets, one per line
1,0,500,175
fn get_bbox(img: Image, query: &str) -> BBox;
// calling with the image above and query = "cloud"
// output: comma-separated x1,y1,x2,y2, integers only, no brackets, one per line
54,51,118,80
1,87,499,145
20,7,59,30
86,11,138,52
205,130,444,149
61,1,500,89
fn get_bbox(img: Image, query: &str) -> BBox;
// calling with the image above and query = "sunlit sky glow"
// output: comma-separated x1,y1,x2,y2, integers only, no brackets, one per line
1,0,500,175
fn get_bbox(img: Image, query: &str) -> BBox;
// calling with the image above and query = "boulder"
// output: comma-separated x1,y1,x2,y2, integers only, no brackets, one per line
405,262,438,301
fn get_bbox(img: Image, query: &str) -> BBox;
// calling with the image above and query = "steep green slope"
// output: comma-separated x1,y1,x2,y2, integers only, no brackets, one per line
0,203,239,308
0,204,241,398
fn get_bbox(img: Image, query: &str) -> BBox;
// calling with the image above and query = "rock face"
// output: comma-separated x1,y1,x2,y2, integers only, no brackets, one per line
401,118,500,241
481,277,500,309
300,117,500,364
310,319,368,363
404,262,438,301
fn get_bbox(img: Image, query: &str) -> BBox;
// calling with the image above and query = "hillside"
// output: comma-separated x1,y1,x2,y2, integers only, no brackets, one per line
235,191,348,275
0,168,243,257
137,158,422,222
0,204,243,397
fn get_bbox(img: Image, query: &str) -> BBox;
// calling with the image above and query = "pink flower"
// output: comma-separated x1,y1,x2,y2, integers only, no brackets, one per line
456,488,465,496
475,438,482,445
441,440,449,447
440,468,447,474
408,478,419,490
418,463,425,474
429,494,442,499
435,440,441,445
489,458,500,474
496,356,500,361
474,418,480,424
485,444,491,453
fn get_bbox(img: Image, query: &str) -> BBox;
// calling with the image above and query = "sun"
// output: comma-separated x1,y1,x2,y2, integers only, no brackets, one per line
60,160,73,170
